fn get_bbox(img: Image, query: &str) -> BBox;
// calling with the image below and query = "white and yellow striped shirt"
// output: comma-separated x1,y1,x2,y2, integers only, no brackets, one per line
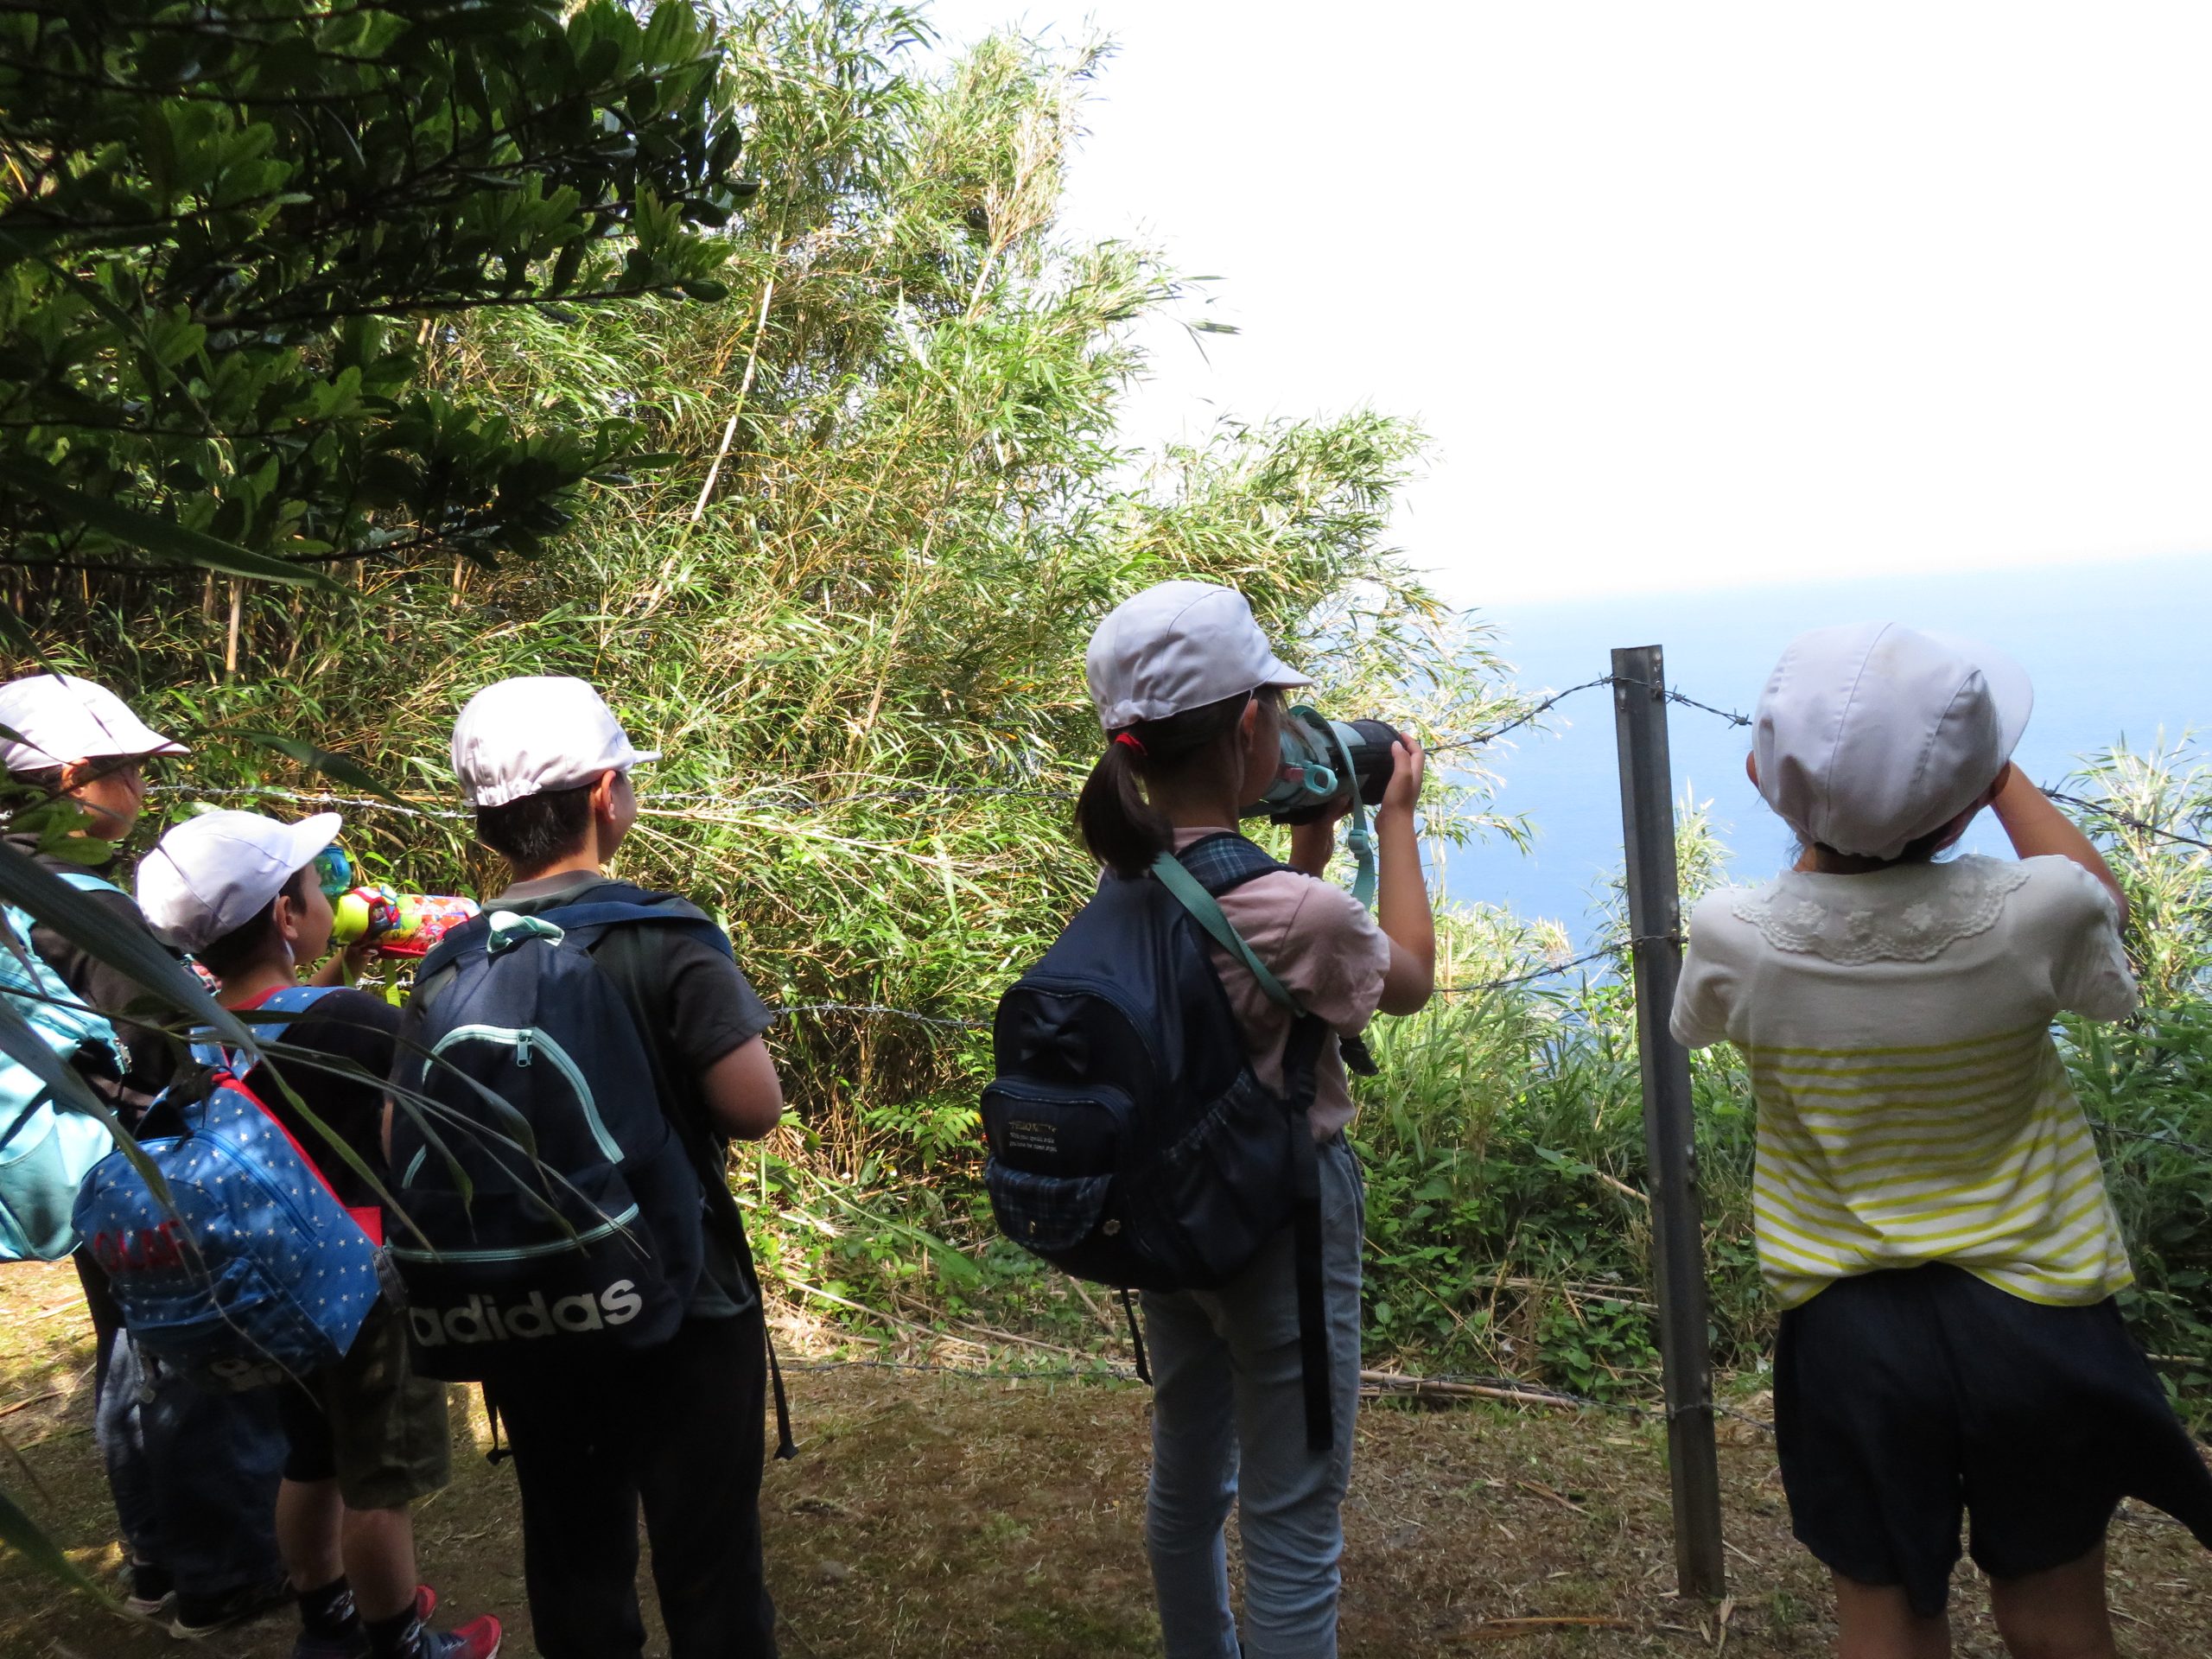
1672,855,2139,1310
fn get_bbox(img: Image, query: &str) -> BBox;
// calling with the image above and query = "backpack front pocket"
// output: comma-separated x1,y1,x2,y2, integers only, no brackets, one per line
980,1079,1132,1177
982,1163,1114,1255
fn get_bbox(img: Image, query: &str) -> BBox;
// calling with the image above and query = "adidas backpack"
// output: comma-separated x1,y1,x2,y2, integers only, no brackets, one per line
72,986,384,1389
982,833,1343,1449
0,871,137,1262
386,893,725,1381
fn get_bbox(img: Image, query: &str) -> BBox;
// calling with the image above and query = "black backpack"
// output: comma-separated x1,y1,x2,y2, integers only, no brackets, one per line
981,833,1340,1450
388,893,725,1381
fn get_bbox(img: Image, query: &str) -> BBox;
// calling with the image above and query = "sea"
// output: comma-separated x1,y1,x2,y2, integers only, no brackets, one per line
1430,551,2212,938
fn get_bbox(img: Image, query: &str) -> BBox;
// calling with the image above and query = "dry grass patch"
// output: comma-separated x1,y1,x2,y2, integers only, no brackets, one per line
1,1262,2206,1656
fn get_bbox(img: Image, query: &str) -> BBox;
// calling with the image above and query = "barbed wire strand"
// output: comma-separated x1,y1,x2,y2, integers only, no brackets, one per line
1427,677,1618,755
167,672,1759,820
778,1351,1783,1434
2043,789,2212,856
2089,1121,2212,1162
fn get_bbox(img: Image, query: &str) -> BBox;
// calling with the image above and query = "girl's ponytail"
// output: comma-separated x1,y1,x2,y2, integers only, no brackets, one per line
1074,687,1276,879
1077,734,1171,879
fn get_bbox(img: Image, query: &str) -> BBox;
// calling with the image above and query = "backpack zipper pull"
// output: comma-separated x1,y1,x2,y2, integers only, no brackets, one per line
515,1031,535,1067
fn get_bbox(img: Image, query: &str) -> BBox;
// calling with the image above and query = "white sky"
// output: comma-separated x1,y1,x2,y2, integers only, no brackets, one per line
922,1,2212,606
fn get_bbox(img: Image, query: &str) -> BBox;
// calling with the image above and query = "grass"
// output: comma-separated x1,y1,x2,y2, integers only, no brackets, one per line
3,1262,2207,1658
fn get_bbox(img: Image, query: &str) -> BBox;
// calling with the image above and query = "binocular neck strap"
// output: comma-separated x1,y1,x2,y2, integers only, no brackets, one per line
1319,720,1378,909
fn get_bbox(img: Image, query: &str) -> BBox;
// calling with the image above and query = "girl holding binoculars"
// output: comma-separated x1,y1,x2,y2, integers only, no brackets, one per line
1076,581,1435,1659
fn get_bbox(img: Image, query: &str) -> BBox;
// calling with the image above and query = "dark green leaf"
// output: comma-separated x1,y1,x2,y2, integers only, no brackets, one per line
0,842,253,1052
0,462,340,592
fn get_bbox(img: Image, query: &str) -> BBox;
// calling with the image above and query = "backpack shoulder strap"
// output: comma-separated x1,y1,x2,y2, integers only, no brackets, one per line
54,870,126,898
531,897,734,960
1154,837,1341,1455
1150,849,1306,1018
200,984,344,1072
257,985,344,1014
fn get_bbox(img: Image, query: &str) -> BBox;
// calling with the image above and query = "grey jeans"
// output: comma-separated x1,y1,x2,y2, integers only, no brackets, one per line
1141,1136,1365,1659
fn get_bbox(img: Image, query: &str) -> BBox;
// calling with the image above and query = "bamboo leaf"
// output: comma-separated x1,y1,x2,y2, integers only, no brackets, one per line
0,1481,104,1599
218,732,405,805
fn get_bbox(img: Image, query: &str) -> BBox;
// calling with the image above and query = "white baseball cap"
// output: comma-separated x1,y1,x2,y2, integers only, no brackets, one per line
1753,622,2033,860
450,676,660,810
0,672,188,774
137,809,344,954
1085,582,1312,733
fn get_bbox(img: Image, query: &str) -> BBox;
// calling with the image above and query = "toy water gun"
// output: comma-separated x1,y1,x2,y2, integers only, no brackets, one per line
311,849,479,1003
328,887,480,958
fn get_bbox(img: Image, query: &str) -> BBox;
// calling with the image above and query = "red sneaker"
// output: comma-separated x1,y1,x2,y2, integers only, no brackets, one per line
419,1615,502,1659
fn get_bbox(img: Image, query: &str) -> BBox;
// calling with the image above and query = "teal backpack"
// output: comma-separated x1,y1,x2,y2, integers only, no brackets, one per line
0,871,130,1262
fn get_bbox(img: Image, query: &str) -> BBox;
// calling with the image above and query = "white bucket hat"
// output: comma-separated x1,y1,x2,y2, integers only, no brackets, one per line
450,677,661,810
1753,622,2033,860
1085,582,1311,733
137,809,344,954
0,672,188,774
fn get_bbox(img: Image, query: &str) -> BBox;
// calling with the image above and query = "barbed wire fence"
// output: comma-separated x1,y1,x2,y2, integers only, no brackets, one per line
177,670,2211,1015
108,660,2212,1580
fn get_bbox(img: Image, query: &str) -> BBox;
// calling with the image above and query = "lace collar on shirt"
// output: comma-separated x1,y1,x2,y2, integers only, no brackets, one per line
1731,855,2032,963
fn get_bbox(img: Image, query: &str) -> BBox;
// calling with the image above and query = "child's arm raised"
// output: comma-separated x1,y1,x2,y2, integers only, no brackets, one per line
1375,735,1434,1015
1990,763,2131,926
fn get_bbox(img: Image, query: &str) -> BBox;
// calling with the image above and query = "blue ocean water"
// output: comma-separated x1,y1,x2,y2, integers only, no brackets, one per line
1433,552,2212,935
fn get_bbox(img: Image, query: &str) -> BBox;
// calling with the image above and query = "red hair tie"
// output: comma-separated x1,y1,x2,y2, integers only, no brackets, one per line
1113,730,1147,756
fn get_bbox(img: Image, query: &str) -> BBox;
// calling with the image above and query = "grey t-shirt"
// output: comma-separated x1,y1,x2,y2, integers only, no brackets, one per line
491,872,774,1319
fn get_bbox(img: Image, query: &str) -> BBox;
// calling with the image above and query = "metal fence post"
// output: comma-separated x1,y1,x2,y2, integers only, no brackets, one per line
1611,644,1727,1601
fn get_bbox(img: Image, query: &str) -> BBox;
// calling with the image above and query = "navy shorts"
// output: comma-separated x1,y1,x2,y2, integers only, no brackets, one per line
1775,1262,2212,1617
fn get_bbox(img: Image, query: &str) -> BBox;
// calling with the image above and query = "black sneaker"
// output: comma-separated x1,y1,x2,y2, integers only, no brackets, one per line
170,1575,293,1640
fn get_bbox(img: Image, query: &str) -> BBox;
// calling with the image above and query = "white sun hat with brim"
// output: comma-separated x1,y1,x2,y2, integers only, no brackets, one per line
449,676,662,810
1753,622,2033,861
137,809,344,955
1085,581,1312,734
0,672,189,774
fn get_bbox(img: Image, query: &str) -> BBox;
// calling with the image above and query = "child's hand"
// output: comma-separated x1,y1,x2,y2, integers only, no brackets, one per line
1288,792,1354,877
1378,733,1426,822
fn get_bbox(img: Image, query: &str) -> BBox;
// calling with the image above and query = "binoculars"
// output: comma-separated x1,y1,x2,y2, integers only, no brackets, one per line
1245,708,1399,826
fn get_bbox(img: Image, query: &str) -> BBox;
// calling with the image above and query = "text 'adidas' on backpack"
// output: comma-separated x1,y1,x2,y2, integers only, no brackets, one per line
388,897,721,1381
72,986,383,1389
0,871,130,1261
981,833,1338,1447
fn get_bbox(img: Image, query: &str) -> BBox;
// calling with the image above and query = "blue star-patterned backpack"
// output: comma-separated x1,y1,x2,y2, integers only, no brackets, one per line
73,986,382,1389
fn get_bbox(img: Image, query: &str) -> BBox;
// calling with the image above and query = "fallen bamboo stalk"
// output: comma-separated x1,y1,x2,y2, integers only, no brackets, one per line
1462,1616,1637,1640
0,1390,60,1421
1358,1370,1603,1413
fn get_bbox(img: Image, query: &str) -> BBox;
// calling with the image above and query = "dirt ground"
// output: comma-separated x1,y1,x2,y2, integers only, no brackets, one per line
1,1260,2207,1657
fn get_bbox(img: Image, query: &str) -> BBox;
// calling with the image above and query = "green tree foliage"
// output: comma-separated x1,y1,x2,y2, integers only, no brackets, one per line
11,3,1518,1133
5,5,1523,1353
0,0,752,592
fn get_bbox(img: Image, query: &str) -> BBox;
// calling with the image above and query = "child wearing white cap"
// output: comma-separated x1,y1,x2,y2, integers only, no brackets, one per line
0,671,297,1637
139,810,501,1659
1673,624,2212,1657
1077,582,1435,1659
442,675,785,1659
